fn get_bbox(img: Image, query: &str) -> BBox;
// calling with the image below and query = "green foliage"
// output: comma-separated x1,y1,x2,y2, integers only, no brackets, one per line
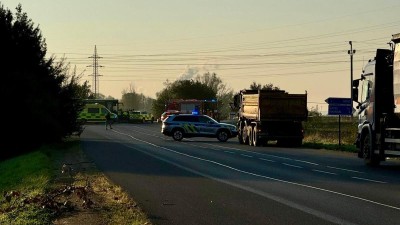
0,149,51,193
303,116,358,147
0,149,53,224
153,78,216,119
121,86,154,113
249,81,280,90
153,73,234,120
0,4,89,159
195,72,234,120
308,105,322,117
302,142,357,153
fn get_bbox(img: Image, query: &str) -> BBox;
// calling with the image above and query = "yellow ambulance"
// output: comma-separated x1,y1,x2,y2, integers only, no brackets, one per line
78,103,118,123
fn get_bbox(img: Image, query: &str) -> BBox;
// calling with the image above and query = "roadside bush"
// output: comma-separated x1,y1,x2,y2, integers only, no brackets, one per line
304,116,358,145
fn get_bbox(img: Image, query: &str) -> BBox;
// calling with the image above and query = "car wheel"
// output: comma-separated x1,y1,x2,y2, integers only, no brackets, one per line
217,130,229,142
172,129,184,141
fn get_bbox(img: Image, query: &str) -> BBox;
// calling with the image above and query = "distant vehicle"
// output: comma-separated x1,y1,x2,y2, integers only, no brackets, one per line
164,99,219,120
78,103,118,123
160,110,181,122
351,33,400,166
161,114,238,142
129,111,154,123
233,89,308,147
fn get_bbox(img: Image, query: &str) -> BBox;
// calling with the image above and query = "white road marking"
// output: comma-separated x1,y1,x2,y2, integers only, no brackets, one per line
313,170,337,175
283,163,303,169
259,158,275,162
352,177,387,184
240,154,253,158
224,151,236,154
326,166,364,174
112,129,397,213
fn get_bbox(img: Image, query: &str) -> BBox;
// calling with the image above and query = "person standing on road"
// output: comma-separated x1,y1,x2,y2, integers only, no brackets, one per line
105,112,112,130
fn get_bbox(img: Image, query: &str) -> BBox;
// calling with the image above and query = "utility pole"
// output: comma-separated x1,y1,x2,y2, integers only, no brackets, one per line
348,41,356,101
88,45,103,98
348,41,356,117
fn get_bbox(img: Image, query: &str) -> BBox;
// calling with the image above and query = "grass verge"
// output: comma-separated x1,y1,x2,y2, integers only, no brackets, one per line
0,138,151,225
0,149,54,224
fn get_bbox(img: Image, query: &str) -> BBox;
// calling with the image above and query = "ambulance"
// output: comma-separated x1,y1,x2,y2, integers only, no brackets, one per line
129,111,154,123
78,103,118,123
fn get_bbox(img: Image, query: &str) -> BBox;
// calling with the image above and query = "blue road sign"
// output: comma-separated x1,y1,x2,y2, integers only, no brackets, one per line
328,105,352,115
326,97,353,115
325,97,352,105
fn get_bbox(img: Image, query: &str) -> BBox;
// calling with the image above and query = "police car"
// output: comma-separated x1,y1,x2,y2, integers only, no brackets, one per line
161,114,238,142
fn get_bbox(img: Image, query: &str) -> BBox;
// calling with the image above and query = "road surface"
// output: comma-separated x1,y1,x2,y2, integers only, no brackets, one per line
81,123,400,225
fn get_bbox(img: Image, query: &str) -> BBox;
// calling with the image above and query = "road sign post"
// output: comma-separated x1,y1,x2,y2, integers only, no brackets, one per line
325,97,353,146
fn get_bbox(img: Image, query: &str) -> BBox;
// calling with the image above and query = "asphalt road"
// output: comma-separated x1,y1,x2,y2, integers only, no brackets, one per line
81,123,400,225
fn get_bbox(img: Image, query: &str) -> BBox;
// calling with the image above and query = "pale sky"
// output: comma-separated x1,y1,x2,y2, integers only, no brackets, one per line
2,0,400,113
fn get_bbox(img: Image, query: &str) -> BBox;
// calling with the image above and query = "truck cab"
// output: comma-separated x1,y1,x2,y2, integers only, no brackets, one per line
352,35,400,165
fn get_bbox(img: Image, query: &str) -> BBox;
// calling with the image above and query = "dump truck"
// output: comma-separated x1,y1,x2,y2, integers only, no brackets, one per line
233,89,308,147
352,33,400,166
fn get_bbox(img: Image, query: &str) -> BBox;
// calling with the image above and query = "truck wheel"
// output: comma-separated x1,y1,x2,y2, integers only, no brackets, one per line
172,129,184,141
248,126,254,146
361,132,379,166
242,125,249,145
238,121,244,144
217,130,229,142
252,128,260,146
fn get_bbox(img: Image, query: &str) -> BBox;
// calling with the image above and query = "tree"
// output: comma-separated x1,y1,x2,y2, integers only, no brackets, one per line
249,81,280,91
153,73,234,120
194,72,234,120
153,79,216,119
0,4,88,159
121,84,154,112
308,105,322,117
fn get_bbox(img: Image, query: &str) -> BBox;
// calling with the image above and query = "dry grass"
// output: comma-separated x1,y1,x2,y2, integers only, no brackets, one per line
51,138,152,225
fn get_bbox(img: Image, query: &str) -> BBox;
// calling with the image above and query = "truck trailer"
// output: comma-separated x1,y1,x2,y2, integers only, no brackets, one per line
352,33,400,166
233,89,308,147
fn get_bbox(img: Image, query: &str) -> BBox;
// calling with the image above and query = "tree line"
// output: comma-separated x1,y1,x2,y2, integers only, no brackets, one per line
0,5,90,160
0,3,287,160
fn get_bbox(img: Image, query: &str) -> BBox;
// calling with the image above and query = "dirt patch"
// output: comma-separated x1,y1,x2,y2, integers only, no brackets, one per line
51,138,152,225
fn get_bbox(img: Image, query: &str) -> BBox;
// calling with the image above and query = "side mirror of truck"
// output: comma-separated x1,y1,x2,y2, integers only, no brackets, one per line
352,78,361,104
233,95,240,108
352,88,359,103
352,79,359,87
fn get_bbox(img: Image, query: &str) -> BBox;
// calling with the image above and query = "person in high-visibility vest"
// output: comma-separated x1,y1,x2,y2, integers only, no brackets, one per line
105,112,113,130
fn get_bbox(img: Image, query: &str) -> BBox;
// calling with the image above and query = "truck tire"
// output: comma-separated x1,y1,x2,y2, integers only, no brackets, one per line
252,127,261,146
172,128,184,141
217,130,229,142
361,132,380,166
248,126,254,146
238,121,244,144
242,125,249,145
